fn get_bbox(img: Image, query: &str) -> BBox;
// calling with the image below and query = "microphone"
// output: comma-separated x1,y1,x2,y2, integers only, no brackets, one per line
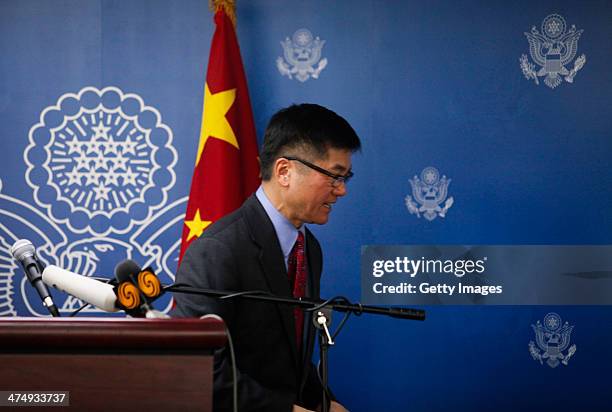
42,265,119,313
114,259,141,284
114,259,165,317
11,239,60,317
114,259,146,316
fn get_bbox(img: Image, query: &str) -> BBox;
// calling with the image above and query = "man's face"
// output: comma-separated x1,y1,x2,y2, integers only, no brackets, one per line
285,148,353,227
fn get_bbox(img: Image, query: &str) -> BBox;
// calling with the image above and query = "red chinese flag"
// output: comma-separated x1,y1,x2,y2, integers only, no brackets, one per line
179,6,260,263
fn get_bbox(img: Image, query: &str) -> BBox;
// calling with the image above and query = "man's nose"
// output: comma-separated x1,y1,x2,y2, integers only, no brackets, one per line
333,182,347,197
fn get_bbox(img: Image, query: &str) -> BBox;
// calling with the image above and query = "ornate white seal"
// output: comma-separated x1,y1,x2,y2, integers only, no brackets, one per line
519,14,586,89
529,312,577,368
1,87,185,317
277,28,328,82
25,86,177,236
405,167,453,221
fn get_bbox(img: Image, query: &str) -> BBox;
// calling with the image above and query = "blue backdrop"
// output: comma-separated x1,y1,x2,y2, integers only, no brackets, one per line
1,1,611,411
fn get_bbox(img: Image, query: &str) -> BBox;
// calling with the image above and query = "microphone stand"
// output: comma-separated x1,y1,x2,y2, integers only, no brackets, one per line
167,284,425,412
166,284,426,320
314,309,334,412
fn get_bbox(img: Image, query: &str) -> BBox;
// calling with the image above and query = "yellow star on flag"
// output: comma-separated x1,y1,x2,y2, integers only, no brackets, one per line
196,83,238,166
184,209,212,241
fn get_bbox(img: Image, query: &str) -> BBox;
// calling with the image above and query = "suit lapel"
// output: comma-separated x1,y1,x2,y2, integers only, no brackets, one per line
305,228,321,297
242,195,300,367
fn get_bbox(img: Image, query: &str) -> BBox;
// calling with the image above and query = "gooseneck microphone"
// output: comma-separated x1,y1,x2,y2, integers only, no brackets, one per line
11,239,60,317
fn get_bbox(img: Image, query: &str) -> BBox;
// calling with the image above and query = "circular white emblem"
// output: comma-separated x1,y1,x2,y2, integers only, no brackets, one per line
544,312,562,331
421,167,440,185
542,14,566,39
25,86,177,236
293,29,314,47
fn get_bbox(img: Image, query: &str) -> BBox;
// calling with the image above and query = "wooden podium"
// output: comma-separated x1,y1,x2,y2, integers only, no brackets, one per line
0,317,226,411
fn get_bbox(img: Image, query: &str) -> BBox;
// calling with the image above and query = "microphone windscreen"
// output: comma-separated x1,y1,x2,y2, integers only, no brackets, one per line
10,239,35,260
114,259,141,283
42,265,118,312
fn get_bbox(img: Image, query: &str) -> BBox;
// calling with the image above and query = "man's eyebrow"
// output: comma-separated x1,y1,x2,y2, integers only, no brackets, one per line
330,164,350,173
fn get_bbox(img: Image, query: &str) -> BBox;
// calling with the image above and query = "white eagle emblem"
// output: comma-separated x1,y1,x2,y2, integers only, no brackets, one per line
529,312,577,368
405,167,453,221
519,14,586,89
277,29,328,82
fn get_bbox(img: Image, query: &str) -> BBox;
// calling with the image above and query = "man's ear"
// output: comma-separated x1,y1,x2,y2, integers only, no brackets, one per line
274,157,292,187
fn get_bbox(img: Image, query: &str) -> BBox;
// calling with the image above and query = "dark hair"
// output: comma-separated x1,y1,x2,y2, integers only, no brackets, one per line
259,103,361,180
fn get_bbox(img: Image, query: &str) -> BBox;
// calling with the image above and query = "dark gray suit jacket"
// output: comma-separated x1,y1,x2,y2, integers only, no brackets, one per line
173,195,325,412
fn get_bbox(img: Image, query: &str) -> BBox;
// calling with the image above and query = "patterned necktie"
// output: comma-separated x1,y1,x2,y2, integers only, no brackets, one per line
287,231,306,350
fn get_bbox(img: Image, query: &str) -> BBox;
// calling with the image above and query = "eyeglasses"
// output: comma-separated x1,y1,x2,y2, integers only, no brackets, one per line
283,156,354,187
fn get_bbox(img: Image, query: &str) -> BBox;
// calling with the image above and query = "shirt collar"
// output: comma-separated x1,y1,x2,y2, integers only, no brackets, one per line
256,186,305,268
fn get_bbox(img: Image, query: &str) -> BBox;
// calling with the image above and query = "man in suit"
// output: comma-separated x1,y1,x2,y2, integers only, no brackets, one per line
173,103,361,412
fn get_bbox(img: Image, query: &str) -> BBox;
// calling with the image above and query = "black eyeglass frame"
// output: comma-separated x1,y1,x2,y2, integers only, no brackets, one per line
282,156,354,187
